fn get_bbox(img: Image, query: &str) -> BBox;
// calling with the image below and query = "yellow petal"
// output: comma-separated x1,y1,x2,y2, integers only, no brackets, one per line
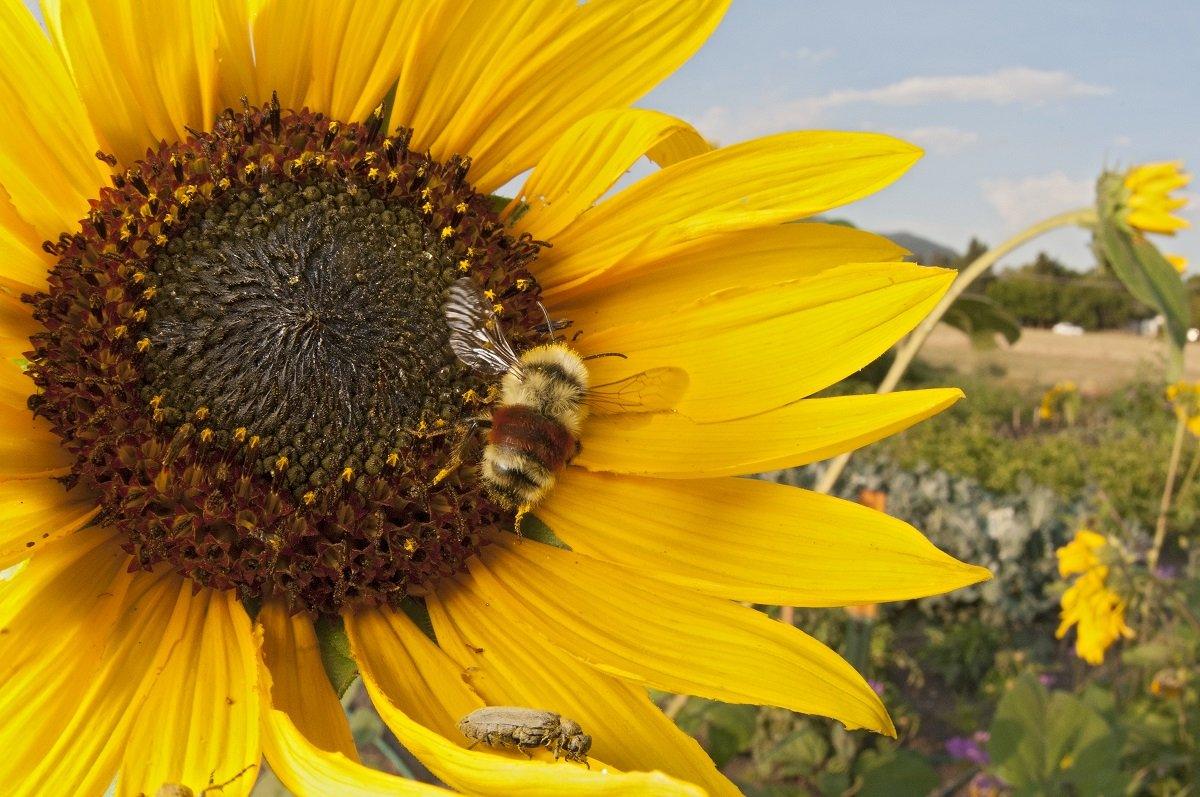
429,587,739,797
512,108,712,240
0,478,97,570
575,263,953,420
259,661,453,797
555,223,907,329
1127,208,1189,233
537,132,922,296
540,469,990,605
211,0,258,112
347,606,704,795
0,529,194,796
0,186,56,293
0,0,107,239
313,1,444,122
0,366,74,481
0,288,37,339
119,590,261,797
44,0,220,165
257,599,359,762
400,0,729,193
471,540,895,735
577,388,962,477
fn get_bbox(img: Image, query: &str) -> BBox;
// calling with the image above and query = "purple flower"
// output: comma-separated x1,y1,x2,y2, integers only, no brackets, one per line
946,734,989,765
867,679,885,696
1154,564,1180,581
1038,673,1056,688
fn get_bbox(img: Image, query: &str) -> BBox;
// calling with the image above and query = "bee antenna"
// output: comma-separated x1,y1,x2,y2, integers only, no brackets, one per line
537,301,557,343
581,352,628,361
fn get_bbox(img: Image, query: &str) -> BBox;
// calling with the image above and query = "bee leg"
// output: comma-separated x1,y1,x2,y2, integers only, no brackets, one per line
517,745,535,759
432,419,478,485
513,503,532,538
466,739,481,750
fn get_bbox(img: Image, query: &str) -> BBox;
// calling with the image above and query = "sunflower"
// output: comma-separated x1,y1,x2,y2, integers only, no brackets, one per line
0,2,989,795
1055,530,1134,665
1120,161,1190,235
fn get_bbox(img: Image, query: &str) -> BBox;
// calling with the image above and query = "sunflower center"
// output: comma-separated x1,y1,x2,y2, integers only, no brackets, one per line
144,185,464,494
26,100,545,613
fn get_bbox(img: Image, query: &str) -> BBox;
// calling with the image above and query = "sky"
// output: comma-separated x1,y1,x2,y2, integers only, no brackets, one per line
637,0,1200,270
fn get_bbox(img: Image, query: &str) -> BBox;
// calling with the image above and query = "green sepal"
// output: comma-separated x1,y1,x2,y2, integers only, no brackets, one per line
519,514,572,550
314,614,359,698
1096,216,1189,377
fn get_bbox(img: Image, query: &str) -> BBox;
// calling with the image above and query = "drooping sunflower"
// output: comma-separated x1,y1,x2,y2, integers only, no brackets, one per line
0,2,990,795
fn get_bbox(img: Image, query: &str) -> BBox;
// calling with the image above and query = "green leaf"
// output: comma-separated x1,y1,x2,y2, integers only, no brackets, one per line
855,749,939,797
988,674,1126,796
941,293,1022,348
762,727,830,778
1097,218,1190,374
314,615,359,698
520,514,572,550
486,194,513,215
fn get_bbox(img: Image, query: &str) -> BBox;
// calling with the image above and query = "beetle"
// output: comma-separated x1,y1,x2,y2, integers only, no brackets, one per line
458,706,592,767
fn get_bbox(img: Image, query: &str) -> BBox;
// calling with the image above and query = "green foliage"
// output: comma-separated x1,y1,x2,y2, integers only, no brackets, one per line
941,293,1022,348
854,749,939,797
314,614,358,697
987,674,1126,796
985,269,1154,331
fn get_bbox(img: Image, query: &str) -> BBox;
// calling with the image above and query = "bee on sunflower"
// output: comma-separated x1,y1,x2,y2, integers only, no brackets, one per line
0,1,989,795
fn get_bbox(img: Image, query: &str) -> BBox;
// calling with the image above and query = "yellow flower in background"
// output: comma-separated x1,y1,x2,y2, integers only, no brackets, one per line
1166,381,1200,436
1166,254,1188,273
1149,668,1188,699
0,2,991,795
1055,530,1133,665
1122,161,1191,235
1038,380,1079,423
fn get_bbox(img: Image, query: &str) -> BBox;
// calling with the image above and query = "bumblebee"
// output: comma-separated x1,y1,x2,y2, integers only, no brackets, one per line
441,278,589,527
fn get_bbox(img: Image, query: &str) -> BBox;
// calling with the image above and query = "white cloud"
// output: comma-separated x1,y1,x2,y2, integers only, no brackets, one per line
696,67,1111,143
1113,134,1133,147
784,46,836,64
815,67,1110,110
981,171,1094,230
894,126,980,154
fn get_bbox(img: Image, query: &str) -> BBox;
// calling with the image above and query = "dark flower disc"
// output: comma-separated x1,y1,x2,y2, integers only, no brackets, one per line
24,98,546,613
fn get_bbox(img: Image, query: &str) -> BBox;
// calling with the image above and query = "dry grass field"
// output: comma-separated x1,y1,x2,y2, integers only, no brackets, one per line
918,326,1200,393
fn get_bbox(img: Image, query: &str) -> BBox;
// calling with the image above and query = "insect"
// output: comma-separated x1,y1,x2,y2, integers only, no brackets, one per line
152,764,256,796
458,706,592,767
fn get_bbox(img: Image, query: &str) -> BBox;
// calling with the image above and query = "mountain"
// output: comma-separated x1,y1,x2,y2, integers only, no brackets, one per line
884,232,960,266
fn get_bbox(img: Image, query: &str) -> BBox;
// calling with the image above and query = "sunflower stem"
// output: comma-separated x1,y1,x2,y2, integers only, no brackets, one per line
813,207,1099,495
373,737,416,779
1150,413,1187,573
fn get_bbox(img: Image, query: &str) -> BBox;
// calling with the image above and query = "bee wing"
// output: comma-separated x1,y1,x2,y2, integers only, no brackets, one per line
586,367,689,415
444,277,521,376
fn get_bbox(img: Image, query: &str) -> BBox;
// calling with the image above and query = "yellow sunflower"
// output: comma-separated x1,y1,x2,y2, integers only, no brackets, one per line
1054,530,1134,665
0,1,990,795
1121,161,1190,235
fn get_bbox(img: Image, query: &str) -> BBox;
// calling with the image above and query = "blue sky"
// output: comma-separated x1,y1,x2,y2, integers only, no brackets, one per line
639,1,1200,269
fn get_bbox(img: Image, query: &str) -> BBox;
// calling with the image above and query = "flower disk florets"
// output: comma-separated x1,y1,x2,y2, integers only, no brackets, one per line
24,100,546,613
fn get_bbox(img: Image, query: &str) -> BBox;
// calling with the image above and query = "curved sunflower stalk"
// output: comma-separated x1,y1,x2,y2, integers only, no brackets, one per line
816,160,1191,495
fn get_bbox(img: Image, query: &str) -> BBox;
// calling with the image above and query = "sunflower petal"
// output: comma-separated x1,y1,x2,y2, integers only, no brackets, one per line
472,540,895,735
555,223,907,329
311,1,436,122
537,131,922,296
347,607,704,795
0,289,37,339
511,108,712,240
576,263,953,420
0,479,97,569
119,590,261,797
399,0,728,193
541,469,991,605
577,388,962,477
259,662,453,797
428,587,739,796
0,529,194,796
0,187,55,293
0,0,107,238
43,0,220,165
0,379,74,482
257,599,359,762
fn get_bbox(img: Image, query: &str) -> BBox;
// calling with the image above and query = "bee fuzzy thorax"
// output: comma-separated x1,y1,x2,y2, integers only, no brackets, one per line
503,344,589,435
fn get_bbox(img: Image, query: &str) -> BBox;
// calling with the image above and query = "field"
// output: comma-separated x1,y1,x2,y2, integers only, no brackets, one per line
920,326,1200,392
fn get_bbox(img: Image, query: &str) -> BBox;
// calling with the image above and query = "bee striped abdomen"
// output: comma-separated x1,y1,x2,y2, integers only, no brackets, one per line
482,405,578,507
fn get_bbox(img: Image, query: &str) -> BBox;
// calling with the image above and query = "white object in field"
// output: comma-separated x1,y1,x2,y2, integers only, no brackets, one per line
1188,328,1199,343
1051,322,1084,336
